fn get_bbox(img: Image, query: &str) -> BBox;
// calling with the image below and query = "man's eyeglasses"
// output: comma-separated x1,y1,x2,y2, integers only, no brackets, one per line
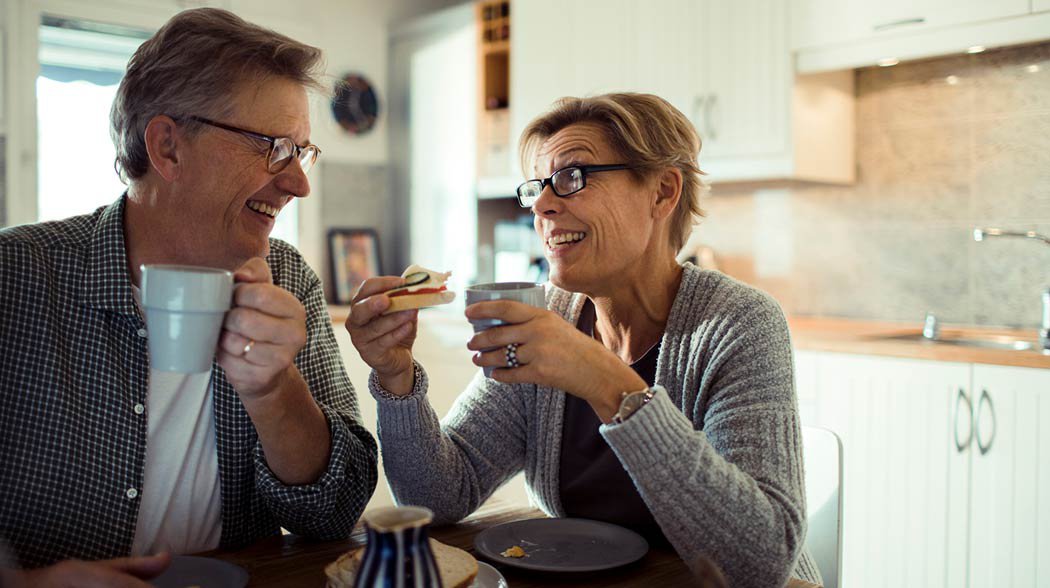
186,116,321,174
516,164,633,208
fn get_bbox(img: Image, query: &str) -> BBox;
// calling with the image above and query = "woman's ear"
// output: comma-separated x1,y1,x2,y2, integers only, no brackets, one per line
652,166,683,220
143,115,181,182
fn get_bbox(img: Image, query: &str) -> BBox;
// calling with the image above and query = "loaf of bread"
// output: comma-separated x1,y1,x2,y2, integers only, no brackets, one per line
325,538,478,588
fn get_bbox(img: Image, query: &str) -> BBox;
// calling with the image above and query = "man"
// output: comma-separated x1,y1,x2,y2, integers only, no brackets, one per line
0,8,378,585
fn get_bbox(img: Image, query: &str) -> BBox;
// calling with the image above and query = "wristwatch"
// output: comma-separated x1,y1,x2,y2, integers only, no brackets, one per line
612,385,662,424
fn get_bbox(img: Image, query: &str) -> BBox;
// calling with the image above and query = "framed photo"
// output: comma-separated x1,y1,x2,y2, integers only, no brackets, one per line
328,228,382,304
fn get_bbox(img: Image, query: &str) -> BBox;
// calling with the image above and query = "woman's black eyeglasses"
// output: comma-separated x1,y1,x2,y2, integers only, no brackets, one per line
186,115,321,174
516,164,633,208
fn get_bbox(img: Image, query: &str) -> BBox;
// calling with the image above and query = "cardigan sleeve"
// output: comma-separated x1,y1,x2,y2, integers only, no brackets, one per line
371,365,530,524
599,290,813,587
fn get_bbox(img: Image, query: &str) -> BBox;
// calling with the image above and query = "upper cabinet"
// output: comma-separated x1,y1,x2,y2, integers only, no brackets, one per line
793,0,1050,72
1038,0,1050,13
511,0,854,185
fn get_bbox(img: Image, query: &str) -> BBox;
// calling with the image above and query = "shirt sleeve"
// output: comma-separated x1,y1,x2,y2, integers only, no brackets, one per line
253,267,378,540
370,363,528,524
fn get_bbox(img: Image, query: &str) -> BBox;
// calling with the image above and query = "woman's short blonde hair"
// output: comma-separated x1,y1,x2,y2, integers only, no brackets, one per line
110,8,325,182
519,92,706,252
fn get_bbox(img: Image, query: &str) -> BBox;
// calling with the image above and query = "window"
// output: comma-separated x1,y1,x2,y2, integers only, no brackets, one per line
35,17,298,245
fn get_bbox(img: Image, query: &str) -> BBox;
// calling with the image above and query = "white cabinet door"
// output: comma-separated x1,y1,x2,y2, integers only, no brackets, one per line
1037,0,1050,14
702,0,790,162
864,0,1029,33
510,0,636,173
969,365,1050,588
804,352,971,588
790,0,867,49
793,0,1030,50
509,0,571,169
565,0,637,97
631,0,699,124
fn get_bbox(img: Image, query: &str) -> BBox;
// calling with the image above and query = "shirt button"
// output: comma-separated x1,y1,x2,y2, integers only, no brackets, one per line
126,488,139,499
137,328,147,338
133,404,145,415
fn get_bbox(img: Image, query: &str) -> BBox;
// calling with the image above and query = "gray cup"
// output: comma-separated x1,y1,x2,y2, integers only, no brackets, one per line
141,264,234,373
465,282,545,377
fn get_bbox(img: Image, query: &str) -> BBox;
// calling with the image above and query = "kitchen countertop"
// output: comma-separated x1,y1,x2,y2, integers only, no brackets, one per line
789,316,1050,369
329,306,1050,370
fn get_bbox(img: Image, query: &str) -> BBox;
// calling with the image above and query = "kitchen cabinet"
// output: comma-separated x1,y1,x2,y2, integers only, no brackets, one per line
793,0,1029,50
1038,0,1050,13
793,0,1049,72
511,0,853,184
968,365,1050,587
796,351,1050,587
796,351,970,587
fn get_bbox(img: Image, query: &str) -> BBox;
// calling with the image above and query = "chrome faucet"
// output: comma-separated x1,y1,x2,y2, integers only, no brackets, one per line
973,227,1050,350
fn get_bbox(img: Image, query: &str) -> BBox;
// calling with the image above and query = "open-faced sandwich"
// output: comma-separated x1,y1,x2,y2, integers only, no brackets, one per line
324,538,478,588
382,264,456,315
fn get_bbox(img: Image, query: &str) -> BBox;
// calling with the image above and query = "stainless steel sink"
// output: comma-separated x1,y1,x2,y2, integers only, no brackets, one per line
876,332,1039,352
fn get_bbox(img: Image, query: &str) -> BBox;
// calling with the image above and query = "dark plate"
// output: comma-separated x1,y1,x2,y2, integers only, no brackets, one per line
474,518,649,572
151,555,249,588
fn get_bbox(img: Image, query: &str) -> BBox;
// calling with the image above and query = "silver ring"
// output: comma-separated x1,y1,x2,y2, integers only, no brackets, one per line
243,340,255,356
505,343,520,368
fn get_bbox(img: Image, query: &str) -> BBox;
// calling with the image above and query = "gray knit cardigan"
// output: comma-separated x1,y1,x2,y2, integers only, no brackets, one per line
369,264,822,586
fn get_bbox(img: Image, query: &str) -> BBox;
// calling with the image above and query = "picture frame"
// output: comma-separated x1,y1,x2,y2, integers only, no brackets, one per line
327,228,382,305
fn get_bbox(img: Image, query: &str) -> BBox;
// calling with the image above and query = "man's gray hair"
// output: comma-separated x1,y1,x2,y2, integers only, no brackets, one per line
110,8,324,182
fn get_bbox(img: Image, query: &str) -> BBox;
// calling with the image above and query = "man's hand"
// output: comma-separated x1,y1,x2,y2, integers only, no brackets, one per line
217,258,309,400
13,553,170,588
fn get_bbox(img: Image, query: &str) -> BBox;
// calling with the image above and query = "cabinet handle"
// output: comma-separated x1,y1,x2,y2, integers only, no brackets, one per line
873,17,926,32
975,389,996,456
953,387,973,453
705,94,718,141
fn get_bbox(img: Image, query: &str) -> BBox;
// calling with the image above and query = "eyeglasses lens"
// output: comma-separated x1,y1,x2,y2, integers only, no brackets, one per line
552,167,583,196
268,138,295,172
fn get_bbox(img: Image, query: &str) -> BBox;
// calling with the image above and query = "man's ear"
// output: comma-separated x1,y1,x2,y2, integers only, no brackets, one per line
143,115,181,182
652,166,683,220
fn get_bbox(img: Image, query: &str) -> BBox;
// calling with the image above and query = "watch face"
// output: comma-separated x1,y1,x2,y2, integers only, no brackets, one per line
331,73,379,135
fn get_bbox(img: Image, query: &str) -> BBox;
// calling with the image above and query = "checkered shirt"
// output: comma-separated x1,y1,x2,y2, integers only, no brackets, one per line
0,197,378,568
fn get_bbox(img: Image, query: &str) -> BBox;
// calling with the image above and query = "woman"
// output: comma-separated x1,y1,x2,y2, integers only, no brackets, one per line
347,93,820,586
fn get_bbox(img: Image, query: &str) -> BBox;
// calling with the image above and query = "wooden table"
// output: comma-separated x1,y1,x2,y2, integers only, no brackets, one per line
209,501,819,587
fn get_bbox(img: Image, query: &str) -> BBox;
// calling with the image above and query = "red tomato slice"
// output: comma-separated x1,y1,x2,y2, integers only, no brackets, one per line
388,286,447,298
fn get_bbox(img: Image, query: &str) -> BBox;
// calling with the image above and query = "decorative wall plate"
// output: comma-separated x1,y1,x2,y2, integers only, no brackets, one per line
331,73,379,135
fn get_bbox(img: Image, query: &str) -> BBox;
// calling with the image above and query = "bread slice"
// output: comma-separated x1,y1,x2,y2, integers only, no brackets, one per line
325,538,478,588
383,290,456,315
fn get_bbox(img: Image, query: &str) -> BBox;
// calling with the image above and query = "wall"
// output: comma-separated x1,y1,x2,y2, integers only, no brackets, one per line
0,137,5,227
686,42,1050,329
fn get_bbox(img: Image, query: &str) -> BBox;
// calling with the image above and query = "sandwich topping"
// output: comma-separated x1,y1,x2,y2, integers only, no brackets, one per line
385,265,452,296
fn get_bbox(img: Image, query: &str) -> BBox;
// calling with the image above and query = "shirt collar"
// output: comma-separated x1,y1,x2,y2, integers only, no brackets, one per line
79,195,140,317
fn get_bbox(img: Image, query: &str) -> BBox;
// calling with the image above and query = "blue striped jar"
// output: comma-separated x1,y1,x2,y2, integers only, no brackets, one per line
353,506,443,588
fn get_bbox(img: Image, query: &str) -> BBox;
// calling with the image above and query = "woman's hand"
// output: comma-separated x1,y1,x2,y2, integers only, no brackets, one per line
345,276,419,396
465,301,646,421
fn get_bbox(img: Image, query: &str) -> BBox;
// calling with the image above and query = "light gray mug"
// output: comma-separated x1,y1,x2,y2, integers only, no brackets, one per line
465,282,545,377
140,264,234,373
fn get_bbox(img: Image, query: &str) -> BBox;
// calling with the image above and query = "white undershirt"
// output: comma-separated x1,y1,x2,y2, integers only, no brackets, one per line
130,287,222,555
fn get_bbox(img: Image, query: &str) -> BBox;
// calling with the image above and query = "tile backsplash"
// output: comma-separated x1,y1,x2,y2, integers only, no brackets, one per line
691,42,1050,329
